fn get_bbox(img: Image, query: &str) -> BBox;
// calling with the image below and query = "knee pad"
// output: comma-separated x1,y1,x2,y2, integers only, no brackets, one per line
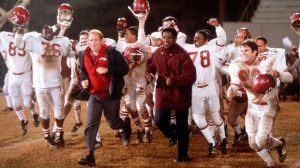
193,114,207,129
210,111,223,126
54,111,65,120
136,103,146,115
248,133,259,149
255,133,268,149
39,106,50,120
136,87,146,103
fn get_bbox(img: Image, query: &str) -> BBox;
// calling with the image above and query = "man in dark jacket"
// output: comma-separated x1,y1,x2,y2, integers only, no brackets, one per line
77,29,131,166
146,28,196,162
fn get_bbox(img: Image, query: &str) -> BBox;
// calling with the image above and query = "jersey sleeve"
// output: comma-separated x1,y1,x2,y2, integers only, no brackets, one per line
104,38,116,47
228,61,241,91
61,37,71,57
215,25,226,47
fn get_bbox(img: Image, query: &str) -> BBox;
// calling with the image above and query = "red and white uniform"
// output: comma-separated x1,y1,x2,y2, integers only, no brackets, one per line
185,43,226,145
258,47,286,86
116,39,148,116
0,31,37,121
15,31,71,120
228,53,292,149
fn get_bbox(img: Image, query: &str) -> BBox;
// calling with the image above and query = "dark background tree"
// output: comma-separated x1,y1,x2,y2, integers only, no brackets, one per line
0,0,256,43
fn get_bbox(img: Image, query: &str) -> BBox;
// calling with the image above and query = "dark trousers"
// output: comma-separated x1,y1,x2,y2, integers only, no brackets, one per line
155,108,190,157
85,94,124,152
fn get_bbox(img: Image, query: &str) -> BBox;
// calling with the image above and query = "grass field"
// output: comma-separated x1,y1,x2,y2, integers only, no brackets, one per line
0,94,299,168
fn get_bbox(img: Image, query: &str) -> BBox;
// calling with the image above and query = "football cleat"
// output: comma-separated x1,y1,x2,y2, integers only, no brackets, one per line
21,120,28,135
207,143,216,158
45,135,58,149
32,113,40,127
221,138,228,155
231,129,246,147
71,122,83,133
144,130,152,143
136,129,143,144
121,117,132,146
276,137,287,163
56,131,65,147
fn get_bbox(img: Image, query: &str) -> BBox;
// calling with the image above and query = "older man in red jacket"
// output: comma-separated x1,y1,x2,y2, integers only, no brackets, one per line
146,27,196,162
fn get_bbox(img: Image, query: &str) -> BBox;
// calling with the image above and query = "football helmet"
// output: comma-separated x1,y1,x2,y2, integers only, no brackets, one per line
160,16,179,32
11,6,30,29
162,16,177,24
252,73,276,94
236,27,251,39
117,17,128,31
233,87,248,103
290,13,300,34
123,47,144,64
57,3,73,27
133,0,150,14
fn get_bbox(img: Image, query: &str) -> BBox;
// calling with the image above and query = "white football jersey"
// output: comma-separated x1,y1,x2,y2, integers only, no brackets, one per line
22,32,71,88
0,32,32,73
185,43,222,85
258,47,287,86
229,54,292,112
224,43,240,64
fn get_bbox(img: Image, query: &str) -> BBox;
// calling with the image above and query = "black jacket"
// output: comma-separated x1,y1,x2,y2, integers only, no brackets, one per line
78,46,129,99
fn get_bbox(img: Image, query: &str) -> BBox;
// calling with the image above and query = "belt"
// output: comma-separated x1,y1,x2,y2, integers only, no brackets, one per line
12,72,25,75
252,102,267,105
197,84,209,88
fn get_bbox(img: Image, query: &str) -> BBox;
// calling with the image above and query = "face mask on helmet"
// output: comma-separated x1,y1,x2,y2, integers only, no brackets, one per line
11,6,30,29
117,17,128,31
159,16,179,32
133,0,150,14
57,3,73,28
290,13,300,35
236,27,251,40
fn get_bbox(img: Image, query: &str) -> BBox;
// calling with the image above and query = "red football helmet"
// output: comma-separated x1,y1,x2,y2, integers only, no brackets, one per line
57,3,73,27
290,13,300,33
160,16,180,32
233,87,248,103
133,0,150,13
11,6,30,28
236,27,251,39
252,73,276,94
117,17,128,30
123,47,144,64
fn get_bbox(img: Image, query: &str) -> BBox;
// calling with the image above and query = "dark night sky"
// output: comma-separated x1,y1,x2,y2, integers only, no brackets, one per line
0,0,251,43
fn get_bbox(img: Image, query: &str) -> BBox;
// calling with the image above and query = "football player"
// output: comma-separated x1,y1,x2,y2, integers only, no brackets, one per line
116,26,152,145
0,6,39,136
14,24,71,148
227,39,291,167
184,18,228,157
224,27,252,147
